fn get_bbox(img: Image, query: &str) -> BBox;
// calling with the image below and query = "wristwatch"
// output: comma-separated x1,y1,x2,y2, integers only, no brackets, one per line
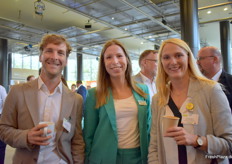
194,135,203,148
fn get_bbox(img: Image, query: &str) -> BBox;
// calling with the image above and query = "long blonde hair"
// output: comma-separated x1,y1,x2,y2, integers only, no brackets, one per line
156,38,215,106
95,39,146,108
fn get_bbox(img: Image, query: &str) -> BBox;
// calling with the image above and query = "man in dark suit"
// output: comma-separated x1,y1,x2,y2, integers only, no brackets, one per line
76,80,87,117
0,34,85,163
197,46,232,110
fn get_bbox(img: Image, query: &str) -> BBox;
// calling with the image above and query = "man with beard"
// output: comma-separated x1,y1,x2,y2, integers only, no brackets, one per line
0,34,85,164
197,46,232,111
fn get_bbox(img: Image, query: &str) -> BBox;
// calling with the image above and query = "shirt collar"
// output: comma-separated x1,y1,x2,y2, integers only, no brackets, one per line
212,69,222,82
139,72,155,83
77,84,83,89
38,76,62,94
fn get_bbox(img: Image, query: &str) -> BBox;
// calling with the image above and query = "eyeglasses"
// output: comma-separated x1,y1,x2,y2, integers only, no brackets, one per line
197,56,215,61
145,59,158,63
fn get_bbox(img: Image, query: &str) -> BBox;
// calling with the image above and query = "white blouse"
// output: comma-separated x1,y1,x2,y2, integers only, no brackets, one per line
114,95,140,149
163,97,197,164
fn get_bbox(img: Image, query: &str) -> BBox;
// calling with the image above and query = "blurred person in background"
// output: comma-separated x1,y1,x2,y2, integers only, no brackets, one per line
76,80,87,117
133,50,158,103
71,84,76,92
27,75,35,82
197,46,232,111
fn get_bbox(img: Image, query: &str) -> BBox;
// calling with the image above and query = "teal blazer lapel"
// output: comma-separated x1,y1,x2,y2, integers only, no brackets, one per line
24,79,39,126
105,90,118,141
133,90,147,129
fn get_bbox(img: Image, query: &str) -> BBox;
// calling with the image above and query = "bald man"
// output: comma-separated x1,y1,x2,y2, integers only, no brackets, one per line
197,46,232,111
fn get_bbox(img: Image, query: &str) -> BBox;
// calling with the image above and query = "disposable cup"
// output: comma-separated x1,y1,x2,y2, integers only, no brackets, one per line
162,115,180,133
39,121,55,138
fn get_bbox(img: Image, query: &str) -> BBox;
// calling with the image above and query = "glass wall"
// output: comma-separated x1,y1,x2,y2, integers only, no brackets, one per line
11,49,232,86
12,53,41,70
67,52,77,82
83,55,99,81
11,53,41,84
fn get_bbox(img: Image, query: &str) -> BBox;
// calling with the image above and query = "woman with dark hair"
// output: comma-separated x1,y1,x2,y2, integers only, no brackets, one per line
84,40,151,164
148,38,232,164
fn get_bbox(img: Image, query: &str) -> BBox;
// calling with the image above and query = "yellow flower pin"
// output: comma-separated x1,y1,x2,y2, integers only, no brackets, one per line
186,103,194,111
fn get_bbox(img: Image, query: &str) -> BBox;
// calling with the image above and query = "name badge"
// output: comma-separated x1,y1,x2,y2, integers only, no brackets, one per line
63,118,71,133
182,114,199,125
138,100,147,106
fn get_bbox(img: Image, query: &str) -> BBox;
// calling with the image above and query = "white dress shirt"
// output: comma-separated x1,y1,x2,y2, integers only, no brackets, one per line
212,69,222,82
139,72,157,102
163,97,196,164
37,77,66,164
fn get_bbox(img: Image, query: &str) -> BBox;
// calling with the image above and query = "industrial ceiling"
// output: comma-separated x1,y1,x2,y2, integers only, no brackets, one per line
0,0,231,58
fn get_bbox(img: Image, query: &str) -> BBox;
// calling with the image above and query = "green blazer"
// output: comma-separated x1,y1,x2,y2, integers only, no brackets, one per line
84,83,151,164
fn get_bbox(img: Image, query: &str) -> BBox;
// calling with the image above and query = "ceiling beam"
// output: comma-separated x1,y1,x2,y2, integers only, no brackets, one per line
44,0,158,45
120,0,180,35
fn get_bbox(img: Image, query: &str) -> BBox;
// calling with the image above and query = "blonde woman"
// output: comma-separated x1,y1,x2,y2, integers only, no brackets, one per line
84,40,151,164
148,38,232,164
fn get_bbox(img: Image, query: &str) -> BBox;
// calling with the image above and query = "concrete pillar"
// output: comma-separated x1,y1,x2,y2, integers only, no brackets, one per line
76,49,83,80
0,38,8,89
180,0,200,56
220,21,231,73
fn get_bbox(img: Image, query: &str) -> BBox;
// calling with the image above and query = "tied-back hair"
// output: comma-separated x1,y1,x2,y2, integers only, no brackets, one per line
156,38,216,106
95,39,147,108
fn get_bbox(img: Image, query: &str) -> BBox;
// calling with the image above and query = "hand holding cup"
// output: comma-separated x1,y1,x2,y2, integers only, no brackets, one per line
27,122,54,146
39,121,55,138
162,115,180,135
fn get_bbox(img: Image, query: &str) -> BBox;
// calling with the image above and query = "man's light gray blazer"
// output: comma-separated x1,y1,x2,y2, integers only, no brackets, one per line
148,78,232,164
0,79,85,164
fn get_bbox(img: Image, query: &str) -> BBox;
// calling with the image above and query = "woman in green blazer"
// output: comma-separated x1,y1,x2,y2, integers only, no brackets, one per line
84,39,151,164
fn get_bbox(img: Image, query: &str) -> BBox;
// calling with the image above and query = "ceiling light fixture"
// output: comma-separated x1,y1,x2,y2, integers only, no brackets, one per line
162,17,167,25
224,7,228,11
124,28,128,30
207,11,211,14
24,44,33,51
112,17,114,20
85,20,92,29
34,0,45,16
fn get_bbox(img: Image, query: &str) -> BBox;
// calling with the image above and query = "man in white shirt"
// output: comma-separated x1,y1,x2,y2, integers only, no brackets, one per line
0,34,85,164
0,85,7,164
197,46,232,110
133,50,158,102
